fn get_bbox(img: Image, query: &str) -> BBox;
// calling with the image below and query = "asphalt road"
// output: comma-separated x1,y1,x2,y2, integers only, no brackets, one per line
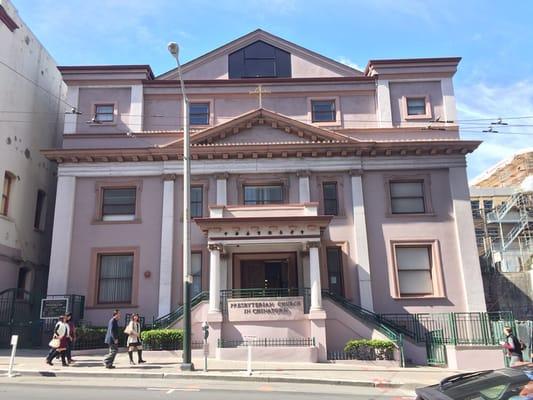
0,376,416,400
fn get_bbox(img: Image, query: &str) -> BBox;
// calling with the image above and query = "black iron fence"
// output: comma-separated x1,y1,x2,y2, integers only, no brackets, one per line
218,337,315,348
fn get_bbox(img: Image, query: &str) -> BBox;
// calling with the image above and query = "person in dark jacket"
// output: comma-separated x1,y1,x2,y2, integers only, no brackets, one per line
500,326,524,366
103,309,121,369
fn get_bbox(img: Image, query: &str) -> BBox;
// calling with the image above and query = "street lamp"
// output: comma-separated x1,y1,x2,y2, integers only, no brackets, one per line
168,41,194,371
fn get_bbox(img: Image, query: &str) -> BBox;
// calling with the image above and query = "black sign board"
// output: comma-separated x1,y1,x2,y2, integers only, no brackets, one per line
40,298,69,319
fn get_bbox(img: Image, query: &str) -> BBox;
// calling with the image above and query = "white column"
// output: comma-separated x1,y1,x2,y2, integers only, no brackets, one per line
308,243,322,311
158,176,175,317
351,174,374,311
208,244,221,313
129,84,144,132
216,174,227,206
63,86,79,134
376,79,392,128
441,78,457,123
298,172,310,203
449,166,487,312
47,175,76,294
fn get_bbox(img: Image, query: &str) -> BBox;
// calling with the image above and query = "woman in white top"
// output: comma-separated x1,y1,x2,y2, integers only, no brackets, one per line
45,315,69,366
124,314,145,365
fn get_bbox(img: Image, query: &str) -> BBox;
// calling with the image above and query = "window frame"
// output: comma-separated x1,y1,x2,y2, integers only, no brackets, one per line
190,251,203,297
384,175,434,217
389,240,445,299
89,246,140,308
307,97,341,126
1,171,15,217
322,181,339,216
33,189,47,231
190,185,204,218
91,102,118,125
243,184,284,205
402,96,432,120
189,101,212,126
94,180,142,224
325,246,345,296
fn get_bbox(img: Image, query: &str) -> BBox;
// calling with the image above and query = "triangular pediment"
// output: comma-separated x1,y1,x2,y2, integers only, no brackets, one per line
161,108,355,148
158,29,362,80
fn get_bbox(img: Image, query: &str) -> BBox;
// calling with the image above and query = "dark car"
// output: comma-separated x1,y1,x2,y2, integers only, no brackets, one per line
415,363,533,400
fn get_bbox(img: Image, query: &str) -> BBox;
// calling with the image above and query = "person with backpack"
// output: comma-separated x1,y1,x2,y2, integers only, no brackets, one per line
500,326,524,366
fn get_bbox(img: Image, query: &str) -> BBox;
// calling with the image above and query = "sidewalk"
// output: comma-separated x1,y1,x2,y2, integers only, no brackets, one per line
0,349,459,389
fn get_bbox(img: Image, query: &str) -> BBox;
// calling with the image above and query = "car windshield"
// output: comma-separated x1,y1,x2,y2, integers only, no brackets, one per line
436,365,533,400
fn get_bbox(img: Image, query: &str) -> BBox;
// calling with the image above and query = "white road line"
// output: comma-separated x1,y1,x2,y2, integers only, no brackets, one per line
147,387,200,393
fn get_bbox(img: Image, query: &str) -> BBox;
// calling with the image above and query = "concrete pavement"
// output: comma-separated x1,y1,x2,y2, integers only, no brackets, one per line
0,349,458,390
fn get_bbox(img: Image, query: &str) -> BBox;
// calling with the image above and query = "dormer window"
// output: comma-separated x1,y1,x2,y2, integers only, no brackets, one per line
189,103,210,125
311,100,336,122
94,104,115,123
229,41,291,79
403,96,432,119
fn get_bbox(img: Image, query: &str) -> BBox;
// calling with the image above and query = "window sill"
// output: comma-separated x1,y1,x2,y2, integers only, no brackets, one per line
392,295,446,300
386,212,435,218
311,121,342,128
404,114,432,120
0,214,13,223
89,122,117,127
92,218,142,225
87,304,138,309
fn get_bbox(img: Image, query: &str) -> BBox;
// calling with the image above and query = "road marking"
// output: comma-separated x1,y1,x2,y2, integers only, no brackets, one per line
258,385,273,392
147,387,200,394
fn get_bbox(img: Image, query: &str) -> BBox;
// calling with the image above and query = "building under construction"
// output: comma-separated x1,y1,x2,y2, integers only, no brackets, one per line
470,149,532,319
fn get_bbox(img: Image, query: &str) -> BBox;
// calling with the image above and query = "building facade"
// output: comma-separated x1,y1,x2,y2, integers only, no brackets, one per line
0,0,65,298
44,30,488,363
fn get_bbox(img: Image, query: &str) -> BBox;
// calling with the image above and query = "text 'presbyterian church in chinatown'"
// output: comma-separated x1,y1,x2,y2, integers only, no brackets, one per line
44,29,490,367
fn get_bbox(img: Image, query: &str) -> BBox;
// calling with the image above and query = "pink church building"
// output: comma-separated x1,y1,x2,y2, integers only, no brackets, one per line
44,30,496,367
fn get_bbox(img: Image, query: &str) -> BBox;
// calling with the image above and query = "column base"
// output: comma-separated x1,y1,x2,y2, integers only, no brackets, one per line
308,308,326,319
207,311,223,323
179,363,195,371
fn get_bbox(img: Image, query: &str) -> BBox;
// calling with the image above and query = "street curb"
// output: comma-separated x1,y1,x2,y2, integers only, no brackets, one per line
0,369,405,389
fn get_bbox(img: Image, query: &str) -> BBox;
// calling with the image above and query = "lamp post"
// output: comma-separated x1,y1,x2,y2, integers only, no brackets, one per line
167,41,194,371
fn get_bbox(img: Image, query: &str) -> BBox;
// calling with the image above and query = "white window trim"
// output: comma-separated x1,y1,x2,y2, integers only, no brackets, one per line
402,95,432,120
188,98,214,128
384,174,434,217
90,101,118,126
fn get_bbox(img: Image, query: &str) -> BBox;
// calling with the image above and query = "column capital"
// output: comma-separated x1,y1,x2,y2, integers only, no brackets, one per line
296,170,311,178
162,173,177,181
208,243,223,252
214,172,229,180
306,241,321,249
349,169,364,177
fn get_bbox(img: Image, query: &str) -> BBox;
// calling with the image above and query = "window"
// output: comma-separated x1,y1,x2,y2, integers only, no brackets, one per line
191,186,203,218
323,182,339,216
102,188,136,221
326,247,344,296
311,100,336,122
1,172,14,216
244,185,283,205
97,254,134,304
471,200,480,217
33,190,46,230
487,227,499,238
406,98,427,116
483,200,493,211
191,252,202,297
228,40,291,79
395,246,433,296
189,103,210,125
94,104,114,123
390,181,425,214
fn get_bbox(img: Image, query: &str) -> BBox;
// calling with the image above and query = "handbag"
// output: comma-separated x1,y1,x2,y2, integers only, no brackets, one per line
49,337,60,349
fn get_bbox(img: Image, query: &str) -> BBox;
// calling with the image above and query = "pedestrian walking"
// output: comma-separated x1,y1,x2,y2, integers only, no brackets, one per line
103,309,120,369
45,315,69,366
500,326,524,366
65,312,76,364
124,313,146,365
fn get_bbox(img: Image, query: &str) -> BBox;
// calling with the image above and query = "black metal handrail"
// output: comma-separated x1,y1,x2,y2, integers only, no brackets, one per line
220,287,310,315
152,291,209,329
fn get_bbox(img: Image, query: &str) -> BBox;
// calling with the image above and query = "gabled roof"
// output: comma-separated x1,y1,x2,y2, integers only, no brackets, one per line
161,108,355,148
157,29,362,80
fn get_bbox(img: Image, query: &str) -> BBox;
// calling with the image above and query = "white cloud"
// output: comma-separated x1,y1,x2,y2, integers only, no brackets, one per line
336,57,364,72
455,80,533,181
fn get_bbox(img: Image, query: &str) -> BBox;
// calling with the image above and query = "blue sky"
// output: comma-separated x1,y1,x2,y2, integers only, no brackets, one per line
13,0,533,180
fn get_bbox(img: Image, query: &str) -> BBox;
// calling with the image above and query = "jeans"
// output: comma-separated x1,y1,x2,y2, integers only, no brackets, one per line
103,343,118,366
66,339,73,361
509,355,523,366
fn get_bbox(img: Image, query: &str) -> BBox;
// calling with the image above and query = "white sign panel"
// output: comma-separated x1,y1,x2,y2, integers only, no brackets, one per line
227,296,304,322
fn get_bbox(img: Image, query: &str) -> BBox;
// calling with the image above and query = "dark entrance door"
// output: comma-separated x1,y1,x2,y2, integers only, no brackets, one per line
238,253,297,289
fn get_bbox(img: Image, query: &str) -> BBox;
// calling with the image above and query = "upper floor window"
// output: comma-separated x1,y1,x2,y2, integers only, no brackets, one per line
191,186,203,218
228,40,291,79
471,200,480,217
244,185,283,205
34,190,47,230
94,104,115,123
1,171,14,216
311,100,336,122
394,245,433,296
390,181,425,214
323,182,339,216
483,199,493,211
102,188,136,221
189,103,210,125
406,98,426,115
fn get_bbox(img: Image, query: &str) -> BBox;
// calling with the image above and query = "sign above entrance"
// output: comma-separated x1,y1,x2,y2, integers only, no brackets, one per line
227,296,304,322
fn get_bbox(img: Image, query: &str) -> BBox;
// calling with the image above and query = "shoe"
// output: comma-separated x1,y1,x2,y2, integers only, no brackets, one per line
62,363,69,367
129,360,135,365
68,359,75,363
45,360,53,366
138,359,146,364
105,365,116,369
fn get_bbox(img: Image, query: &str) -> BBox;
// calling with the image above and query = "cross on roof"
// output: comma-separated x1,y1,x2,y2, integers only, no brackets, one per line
249,85,271,108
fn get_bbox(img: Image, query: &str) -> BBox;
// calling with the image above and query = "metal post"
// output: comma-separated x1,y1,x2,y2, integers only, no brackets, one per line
6,335,19,377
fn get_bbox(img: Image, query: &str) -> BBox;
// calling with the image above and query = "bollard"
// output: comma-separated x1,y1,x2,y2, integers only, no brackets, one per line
6,335,19,378
246,344,252,376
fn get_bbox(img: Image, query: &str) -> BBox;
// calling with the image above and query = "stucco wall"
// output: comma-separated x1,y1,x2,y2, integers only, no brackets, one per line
389,81,444,126
76,88,132,134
